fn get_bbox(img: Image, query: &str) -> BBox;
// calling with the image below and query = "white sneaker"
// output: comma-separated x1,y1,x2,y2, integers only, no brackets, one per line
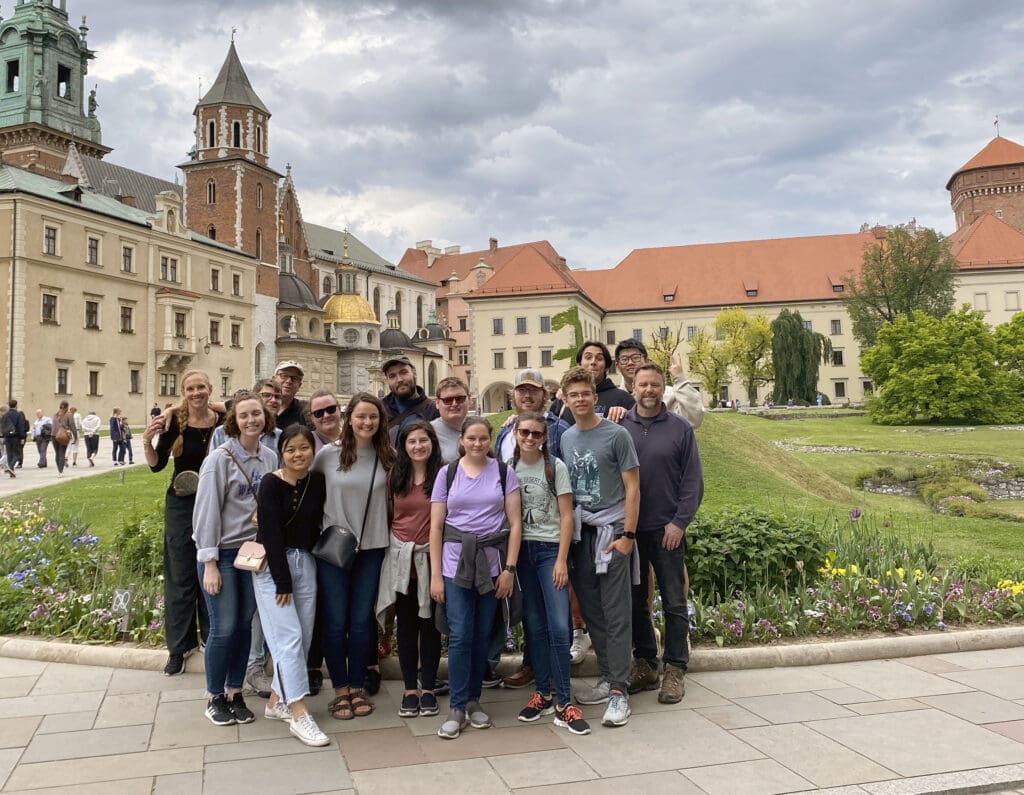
575,679,610,705
289,713,330,747
466,700,492,729
569,629,591,664
601,690,631,727
264,701,292,721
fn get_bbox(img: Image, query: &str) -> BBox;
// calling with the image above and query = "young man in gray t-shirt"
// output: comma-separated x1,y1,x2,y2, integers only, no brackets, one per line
559,367,639,728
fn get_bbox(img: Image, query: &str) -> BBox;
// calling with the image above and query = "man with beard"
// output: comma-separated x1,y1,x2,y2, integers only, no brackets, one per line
614,339,705,429
382,356,438,443
494,369,569,463
549,342,634,424
273,361,307,429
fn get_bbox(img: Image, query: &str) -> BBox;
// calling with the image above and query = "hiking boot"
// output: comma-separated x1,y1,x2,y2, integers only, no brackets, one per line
205,694,236,726
466,700,492,729
264,701,292,721
228,693,255,724
569,628,591,664
574,679,610,705
601,690,631,727
290,713,330,747
659,663,686,704
626,658,660,694
246,667,273,698
517,692,554,722
399,693,420,718
503,665,535,689
438,708,467,739
554,703,592,735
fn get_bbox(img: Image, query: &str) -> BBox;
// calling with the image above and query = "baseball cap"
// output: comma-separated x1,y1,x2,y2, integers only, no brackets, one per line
382,355,414,374
514,369,545,389
274,361,305,377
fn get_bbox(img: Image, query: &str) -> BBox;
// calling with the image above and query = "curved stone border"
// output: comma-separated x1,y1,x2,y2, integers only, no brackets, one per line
1,624,1021,675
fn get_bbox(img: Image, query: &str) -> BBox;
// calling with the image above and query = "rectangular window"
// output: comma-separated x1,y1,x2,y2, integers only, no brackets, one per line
493,351,504,369
174,312,186,337
230,323,241,347
160,256,178,282
211,268,220,292
632,328,643,342
830,319,842,335
746,289,758,297
659,326,669,341
129,369,141,394
1006,291,1021,312
517,351,528,368
832,284,845,293
41,293,57,323
56,367,68,394
834,381,847,399
832,349,844,367
492,318,504,335
209,320,220,345
862,380,874,395
457,348,469,365
120,306,133,333
540,315,551,334
232,273,241,296
159,373,178,396
515,317,527,335
458,317,468,332
87,237,99,265
43,226,57,255
5,60,19,94
88,370,99,396
121,246,133,273
687,326,697,340
56,64,70,98
606,330,616,345
541,349,552,367
84,300,99,329
974,292,989,311
221,376,229,397
803,320,813,331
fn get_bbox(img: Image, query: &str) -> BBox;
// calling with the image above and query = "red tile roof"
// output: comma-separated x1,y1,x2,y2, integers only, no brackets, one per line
948,136,1024,188
947,212,1024,269
462,245,585,300
397,240,563,296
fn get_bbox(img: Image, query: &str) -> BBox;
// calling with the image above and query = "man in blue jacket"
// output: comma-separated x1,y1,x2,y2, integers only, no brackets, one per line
620,363,704,704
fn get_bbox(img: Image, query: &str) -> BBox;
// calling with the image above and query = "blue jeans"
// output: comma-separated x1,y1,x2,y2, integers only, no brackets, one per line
519,539,571,706
444,577,497,711
198,548,257,695
316,547,385,691
632,529,689,669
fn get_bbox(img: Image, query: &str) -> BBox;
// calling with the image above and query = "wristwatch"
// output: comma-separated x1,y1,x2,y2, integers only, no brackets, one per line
622,531,637,540
503,564,517,574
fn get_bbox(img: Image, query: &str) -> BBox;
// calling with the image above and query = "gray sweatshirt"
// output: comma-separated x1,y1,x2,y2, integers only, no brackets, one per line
193,438,277,562
313,443,388,550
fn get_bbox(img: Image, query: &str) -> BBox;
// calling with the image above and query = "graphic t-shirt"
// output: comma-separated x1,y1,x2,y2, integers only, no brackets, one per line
560,419,639,513
514,456,571,543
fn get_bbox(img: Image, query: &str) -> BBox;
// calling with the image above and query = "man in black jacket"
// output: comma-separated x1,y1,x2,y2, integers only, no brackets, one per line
381,356,439,442
549,341,634,425
1,400,27,470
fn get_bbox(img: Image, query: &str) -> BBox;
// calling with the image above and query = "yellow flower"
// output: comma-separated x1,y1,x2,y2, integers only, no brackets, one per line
849,564,859,575
895,567,905,580
868,577,879,587
885,570,891,577
836,568,846,577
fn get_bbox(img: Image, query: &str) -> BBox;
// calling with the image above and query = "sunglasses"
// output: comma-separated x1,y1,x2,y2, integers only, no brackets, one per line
516,428,545,439
439,395,468,406
311,404,339,419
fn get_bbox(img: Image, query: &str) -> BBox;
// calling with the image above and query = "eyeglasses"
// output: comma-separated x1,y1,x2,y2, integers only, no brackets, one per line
439,395,468,406
516,428,545,439
311,404,339,419
565,391,594,401
616,354,644,365
258,392,281,402
276,374,302,383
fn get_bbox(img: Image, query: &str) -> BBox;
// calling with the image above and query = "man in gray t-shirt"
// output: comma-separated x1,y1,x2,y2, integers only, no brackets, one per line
559,367,639,729
430,376,470,463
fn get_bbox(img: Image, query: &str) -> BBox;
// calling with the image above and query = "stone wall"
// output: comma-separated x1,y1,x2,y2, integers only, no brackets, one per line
862,477,1024,500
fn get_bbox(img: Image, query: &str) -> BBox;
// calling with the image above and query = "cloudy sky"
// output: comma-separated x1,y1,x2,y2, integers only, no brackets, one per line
72,0,1024,269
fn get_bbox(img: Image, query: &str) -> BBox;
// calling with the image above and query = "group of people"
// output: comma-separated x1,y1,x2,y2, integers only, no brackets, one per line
145,339,704,747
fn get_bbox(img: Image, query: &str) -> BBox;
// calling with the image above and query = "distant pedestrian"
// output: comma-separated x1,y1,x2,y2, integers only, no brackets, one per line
31,408,52,468
122,416,135,464
69,406,82,466
151,402,162,419
110,408,126,465
81,411,101,466
2,400,27,470
52,401,77,477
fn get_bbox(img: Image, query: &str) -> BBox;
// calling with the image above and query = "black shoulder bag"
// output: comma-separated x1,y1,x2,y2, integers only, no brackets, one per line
312,456,378,570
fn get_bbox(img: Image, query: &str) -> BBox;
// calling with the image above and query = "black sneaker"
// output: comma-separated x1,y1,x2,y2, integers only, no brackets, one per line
228,693,255,724
518,692,554,722
365,667,382,696
420,677,448,696
205,694,236,726
164,649,193,676
307,669,323,696
398,693,420,718
482,668,504,689
419,692,439,717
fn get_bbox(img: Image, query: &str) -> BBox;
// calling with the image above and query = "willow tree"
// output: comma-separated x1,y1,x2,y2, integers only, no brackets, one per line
771,309,832,404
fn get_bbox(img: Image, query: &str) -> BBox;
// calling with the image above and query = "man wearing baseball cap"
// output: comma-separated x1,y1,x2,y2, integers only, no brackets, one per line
273,361,308,429
381,355,438,442
495,369,569,463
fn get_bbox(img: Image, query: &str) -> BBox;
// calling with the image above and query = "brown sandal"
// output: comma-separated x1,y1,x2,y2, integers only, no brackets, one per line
329,694,354,720
350,690,374,717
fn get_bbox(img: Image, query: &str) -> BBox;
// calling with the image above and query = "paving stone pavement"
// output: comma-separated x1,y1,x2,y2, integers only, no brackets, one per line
0,646,1022,793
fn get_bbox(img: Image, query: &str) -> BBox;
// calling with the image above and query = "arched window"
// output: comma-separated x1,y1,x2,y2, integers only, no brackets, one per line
373,287,381,321
323,276,331,296
254,342,264,379
256,183,263,209
232,121,241,148
394,292,403,328
256,126,263,153
167,210,175,228
207,179,215,205
206,120,216,148
416,296,424,329
207,225,216,240
255,228,262,261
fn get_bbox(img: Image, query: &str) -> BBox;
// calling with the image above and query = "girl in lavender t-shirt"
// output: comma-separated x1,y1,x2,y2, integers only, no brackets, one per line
429,417,521,740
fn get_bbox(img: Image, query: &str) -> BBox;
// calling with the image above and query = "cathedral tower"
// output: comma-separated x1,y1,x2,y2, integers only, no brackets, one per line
948,135,1024,234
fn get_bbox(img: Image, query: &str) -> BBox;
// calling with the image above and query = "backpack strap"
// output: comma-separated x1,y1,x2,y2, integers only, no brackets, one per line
446,459,509,497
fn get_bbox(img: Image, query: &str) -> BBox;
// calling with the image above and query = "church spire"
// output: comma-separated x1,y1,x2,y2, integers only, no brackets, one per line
197,41,269,115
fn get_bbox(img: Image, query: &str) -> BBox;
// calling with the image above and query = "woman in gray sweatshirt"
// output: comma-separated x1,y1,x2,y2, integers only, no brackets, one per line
193,392,278,727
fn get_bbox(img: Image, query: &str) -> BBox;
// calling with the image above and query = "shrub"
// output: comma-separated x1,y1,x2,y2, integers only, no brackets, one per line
920,477,988,507
688,508,827,603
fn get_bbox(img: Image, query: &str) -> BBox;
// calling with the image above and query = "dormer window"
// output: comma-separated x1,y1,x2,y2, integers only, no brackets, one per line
746,289,758,297
832,284,845,293
661,284,677,302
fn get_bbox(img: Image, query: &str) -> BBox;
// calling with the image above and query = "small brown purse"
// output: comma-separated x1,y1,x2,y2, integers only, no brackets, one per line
234,540,267,572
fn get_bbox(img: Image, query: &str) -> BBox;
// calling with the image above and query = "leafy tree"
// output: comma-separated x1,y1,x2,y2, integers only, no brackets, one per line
716,308,773,405
994,312,1024,393
771,309,832,404
860,306,1024,424
688,328,732,403
842,225,958,347
551,305,583,362
645,323,683,374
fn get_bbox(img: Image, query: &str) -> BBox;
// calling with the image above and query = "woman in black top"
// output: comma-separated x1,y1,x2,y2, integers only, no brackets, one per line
254,425,329,747
143,370,223,676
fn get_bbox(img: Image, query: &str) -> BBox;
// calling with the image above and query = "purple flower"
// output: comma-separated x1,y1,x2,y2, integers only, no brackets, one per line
849,508,862,521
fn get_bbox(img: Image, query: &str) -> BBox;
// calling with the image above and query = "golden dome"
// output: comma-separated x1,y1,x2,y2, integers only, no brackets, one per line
323,294,378,324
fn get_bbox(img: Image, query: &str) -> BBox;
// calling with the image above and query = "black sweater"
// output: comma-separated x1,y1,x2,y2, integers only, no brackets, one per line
256,470,326,593
549,377,635,426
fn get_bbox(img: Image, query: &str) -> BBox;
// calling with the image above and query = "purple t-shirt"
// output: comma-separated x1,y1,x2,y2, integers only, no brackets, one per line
431,458,520,579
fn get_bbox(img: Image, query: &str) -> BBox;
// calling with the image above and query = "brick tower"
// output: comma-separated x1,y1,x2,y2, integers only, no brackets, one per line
180,40,281,261
947,135,1024,234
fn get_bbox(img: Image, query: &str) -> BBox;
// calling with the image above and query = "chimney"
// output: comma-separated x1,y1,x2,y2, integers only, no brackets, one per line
118,195,137,207
444,245,461,255
558,256,567,269
489,237,498,253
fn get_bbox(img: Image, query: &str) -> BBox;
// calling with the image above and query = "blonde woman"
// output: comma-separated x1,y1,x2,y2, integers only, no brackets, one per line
143,371,223,676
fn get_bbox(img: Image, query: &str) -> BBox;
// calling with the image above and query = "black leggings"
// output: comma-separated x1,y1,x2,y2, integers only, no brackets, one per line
395,588,441,691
